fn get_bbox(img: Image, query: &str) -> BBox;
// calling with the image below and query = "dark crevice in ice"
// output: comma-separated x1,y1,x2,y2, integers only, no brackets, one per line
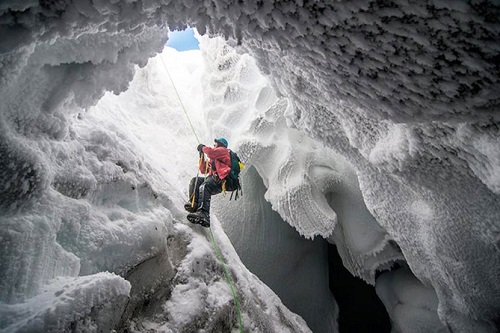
328,244,391,333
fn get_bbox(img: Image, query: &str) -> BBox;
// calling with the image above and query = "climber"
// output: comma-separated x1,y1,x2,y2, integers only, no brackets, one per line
185,138,233,227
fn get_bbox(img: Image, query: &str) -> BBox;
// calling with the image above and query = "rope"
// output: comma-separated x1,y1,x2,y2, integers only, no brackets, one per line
189,155,204,208
159,51,244,332
159,53,201,144
209,229,244,333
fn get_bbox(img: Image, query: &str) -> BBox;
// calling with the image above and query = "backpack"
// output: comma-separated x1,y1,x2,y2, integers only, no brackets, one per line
224,150,244,200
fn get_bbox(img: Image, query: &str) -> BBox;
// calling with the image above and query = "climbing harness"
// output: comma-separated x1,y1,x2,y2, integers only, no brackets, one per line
159,52,244,332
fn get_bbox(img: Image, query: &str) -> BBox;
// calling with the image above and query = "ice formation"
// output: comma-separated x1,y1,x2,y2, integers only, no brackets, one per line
0,43,312,332
1,0,499,332
376,268,447,333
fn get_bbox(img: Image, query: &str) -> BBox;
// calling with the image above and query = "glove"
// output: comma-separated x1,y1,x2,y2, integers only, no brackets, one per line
197,144,205,153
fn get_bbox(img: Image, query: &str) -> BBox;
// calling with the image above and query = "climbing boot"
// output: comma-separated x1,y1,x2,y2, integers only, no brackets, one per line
187,210,210,228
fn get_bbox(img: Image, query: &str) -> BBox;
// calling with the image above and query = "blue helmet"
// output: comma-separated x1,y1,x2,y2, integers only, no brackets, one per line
214,137,228,148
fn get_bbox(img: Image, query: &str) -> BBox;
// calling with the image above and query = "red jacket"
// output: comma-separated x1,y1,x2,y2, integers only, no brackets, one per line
199,146,231,179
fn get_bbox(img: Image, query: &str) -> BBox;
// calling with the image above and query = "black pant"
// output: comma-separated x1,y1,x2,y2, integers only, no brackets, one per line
188,176,222,213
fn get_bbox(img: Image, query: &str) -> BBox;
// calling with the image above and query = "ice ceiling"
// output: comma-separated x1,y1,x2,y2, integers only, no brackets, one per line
1,1,499,332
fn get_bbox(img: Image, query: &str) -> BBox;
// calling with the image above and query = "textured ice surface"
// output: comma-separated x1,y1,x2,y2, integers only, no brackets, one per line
202,36,405,286
0,273,130,332
197,2,500,331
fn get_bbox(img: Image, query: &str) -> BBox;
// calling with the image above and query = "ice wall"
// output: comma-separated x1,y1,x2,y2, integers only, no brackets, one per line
0,5,177,328
201,35,415,331
200,2,500,332
214,166,338,333
0,0,313,329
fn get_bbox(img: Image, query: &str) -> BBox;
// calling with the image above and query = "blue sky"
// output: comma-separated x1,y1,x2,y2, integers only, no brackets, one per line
166,28,200,51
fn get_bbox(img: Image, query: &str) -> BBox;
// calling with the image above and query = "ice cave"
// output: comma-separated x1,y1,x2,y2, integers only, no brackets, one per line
0,1,499,332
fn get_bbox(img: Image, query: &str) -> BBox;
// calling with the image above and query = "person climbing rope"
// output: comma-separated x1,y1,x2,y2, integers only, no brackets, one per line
185,137,239,227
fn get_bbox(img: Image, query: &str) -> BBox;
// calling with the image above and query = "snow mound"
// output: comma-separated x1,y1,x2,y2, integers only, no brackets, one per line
0,273,130,332
137,221,312,333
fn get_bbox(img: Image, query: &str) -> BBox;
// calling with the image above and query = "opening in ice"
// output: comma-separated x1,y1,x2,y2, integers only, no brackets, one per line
166,28,200,51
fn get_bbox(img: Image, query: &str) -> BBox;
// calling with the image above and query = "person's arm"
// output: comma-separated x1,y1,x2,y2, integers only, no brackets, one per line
197,144,211,174
202,146,227,160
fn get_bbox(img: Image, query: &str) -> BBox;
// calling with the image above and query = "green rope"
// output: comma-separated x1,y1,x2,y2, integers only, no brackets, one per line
158,51,244,332
159,53,201,144
209,229,244,333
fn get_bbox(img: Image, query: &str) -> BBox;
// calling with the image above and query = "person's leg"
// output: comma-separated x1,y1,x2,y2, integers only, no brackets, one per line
189,176,222,225
198,176,222,213
185,176,205,212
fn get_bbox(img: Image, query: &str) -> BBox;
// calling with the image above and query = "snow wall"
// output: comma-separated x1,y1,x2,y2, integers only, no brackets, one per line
1,1,499,333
